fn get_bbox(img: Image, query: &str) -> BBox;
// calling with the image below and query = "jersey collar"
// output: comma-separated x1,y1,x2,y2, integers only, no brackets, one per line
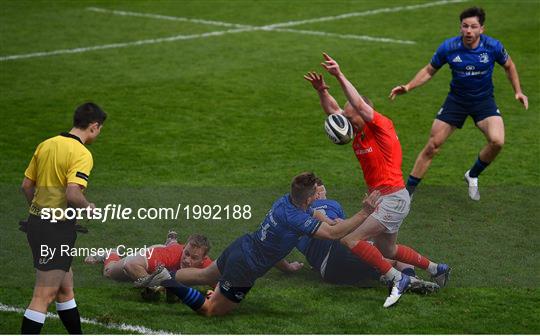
60,132,83,144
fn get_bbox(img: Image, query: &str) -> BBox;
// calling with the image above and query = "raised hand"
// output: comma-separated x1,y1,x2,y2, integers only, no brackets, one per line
362,190,381,214
389,84,409,100
303,72,329,92
320,52,342,77
515,92,529,110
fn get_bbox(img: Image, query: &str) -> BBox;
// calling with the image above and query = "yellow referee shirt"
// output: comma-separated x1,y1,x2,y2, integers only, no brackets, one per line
24,133,93,215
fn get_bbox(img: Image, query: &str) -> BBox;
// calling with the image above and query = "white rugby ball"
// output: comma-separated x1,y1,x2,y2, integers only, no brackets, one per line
324,114,353,145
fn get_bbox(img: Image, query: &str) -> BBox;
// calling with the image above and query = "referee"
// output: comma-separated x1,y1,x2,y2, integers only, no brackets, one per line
20,103,106,334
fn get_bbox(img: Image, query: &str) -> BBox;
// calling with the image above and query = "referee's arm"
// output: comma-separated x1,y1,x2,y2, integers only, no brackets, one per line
66,183,94,209
21,177,35,205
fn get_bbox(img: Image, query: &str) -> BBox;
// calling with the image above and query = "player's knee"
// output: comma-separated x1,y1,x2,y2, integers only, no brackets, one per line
56,290,74,303
33,289,58,306
489,137,504,150
379,245,396,259
424,140,442,158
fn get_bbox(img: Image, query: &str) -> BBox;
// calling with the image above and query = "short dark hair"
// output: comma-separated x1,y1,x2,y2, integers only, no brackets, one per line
290,172,318,205
73,102,107,129
314,177,324,186
186,234,211,255
460,7,485,26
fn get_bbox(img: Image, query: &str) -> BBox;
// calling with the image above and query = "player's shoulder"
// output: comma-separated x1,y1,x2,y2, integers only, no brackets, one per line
480,34,503,51
438,36,462,53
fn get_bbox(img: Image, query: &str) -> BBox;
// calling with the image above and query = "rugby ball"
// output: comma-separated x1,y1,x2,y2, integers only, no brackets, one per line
324,114,353,145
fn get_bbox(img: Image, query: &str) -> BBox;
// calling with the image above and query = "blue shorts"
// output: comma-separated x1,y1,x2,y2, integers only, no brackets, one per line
436,94,501,129
322,241,379,286
216,235,255,302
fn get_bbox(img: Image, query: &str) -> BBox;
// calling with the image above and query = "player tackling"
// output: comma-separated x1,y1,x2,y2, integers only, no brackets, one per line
305,53,450,307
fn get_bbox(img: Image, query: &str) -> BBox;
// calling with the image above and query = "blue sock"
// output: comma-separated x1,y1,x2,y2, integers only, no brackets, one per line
406,175,422,195
401,267,416,277
161,279,205,311
469,156,490,178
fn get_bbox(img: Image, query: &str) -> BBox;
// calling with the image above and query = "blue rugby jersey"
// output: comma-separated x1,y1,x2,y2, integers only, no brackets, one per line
296,199,346,271
430,35,508,100
243,194,321,277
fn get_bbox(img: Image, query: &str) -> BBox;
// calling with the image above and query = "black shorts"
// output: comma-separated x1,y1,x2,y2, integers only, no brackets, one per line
216,235,255,303
322,241,379,286
26,214,77,272
436,94,501,129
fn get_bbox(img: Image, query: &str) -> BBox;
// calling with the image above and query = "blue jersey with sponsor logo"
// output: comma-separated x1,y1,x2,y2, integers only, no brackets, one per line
430,35,508,101
243,194,321,277
296,199,346,271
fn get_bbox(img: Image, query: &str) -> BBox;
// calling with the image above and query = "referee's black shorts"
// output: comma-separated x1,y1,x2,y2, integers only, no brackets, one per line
26,214,77,272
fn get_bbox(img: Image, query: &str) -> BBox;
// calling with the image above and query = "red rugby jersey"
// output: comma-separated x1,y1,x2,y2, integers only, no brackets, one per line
146,243,212,273
351,111,405,193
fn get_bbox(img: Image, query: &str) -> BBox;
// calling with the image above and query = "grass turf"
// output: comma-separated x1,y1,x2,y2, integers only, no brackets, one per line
1,0,539,333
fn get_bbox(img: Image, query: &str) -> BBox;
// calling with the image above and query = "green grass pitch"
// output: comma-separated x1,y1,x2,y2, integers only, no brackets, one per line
1,0,539,333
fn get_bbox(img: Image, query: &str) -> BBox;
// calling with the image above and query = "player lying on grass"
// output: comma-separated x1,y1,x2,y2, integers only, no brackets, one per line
304,53,450,307
84,231,212,285
277,181,439,294
135,172,385,316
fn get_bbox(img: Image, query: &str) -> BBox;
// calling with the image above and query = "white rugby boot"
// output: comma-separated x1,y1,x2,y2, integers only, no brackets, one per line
464,170,480,201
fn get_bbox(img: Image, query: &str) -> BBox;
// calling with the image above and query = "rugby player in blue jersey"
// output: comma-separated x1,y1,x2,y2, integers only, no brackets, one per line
279,181,439,294
138,172,383,316
389,7,528,200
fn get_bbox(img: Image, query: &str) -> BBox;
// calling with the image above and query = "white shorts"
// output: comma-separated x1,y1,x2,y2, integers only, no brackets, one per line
371,188,410,233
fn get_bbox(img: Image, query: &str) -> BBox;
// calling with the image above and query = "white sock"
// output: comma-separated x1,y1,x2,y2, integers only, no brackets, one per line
384,268,402,283
427,262,438,276
24,309,46,324
56,298,77,311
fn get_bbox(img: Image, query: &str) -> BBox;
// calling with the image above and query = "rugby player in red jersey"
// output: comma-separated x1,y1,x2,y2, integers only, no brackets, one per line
85,231,212,285
304,53,450,307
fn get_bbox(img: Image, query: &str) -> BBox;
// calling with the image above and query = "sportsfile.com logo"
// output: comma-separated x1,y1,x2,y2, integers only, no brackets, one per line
40,203,252,223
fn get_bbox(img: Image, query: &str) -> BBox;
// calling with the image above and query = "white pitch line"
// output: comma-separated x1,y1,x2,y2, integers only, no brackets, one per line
87,6,415,44
0,0,464,61
0,303,174,334
271,28,415,45
263,0,468,29
87,6,251,29
0,27,252,61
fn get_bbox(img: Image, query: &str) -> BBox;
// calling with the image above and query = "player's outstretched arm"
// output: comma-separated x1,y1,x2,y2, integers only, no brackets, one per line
389,63,438,100
502,57,529,110
321,53,375,122
304,71,342,115
314,191,381,240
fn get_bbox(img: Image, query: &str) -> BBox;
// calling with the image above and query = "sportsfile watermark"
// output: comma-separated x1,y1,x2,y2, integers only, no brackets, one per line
40,203,253,223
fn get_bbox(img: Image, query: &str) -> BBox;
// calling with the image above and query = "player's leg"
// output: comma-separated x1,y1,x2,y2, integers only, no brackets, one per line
464,115,505,200
407,119,456,195
341,217,410,307
55,268,82,334
175,261,221,286
122,255,149,281
22,269,65,334
477,116,505,162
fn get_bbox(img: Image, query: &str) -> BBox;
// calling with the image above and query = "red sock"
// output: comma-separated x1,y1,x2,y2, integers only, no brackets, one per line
350,241,393,274
394,245,430,269
104,252,121,267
